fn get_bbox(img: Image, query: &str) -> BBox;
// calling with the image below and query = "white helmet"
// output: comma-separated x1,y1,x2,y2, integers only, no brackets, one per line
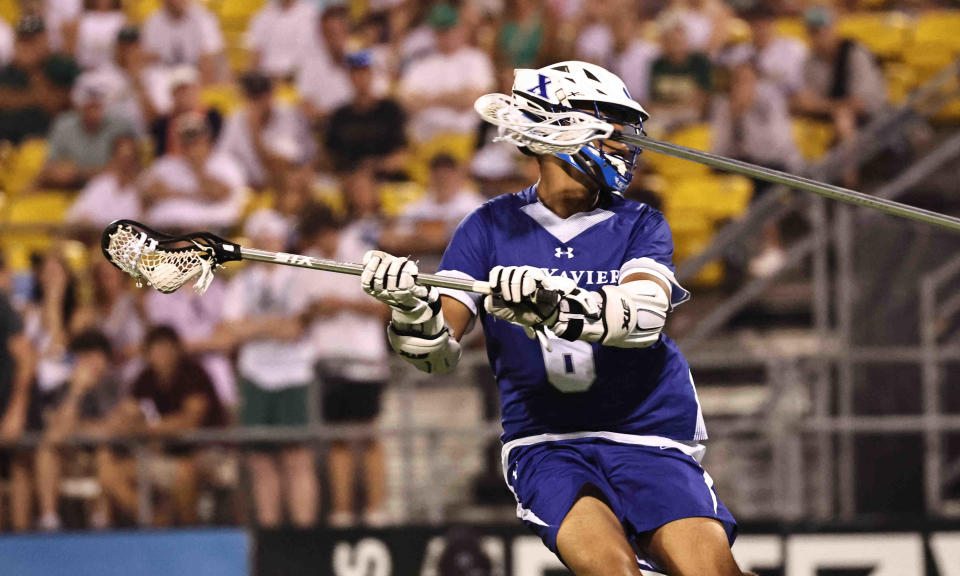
511,61,649,195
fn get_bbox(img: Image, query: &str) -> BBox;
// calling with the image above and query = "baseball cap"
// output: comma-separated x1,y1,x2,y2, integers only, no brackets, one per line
16,15,45,37
116,25,140,44
169,65,199,90
71,74,108,107
240,71,273,97
804,5,835,30
174,112,210,140
427,3,458,30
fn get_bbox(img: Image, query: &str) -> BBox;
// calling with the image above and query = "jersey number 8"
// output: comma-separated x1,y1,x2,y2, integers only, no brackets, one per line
540,337,597,392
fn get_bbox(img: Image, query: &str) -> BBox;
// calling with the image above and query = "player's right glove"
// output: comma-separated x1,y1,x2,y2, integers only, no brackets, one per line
483,266,567,339
361,250,460,373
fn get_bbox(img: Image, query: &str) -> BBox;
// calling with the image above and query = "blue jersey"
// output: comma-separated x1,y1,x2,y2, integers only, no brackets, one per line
437,185,707,443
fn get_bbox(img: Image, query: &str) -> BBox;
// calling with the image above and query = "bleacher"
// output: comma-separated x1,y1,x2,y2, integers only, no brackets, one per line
3,2,960,289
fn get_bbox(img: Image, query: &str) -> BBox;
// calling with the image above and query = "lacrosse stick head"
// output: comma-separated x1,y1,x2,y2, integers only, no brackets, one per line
475,61,648,195
101,220,242,295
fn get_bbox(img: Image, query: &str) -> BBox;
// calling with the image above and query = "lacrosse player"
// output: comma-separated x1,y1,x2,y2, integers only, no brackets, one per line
362,61,745,576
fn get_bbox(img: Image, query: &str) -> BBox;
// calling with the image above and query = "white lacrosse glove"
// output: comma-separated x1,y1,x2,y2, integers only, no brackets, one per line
483,266,569,339
361,250,460,374
361,250,439,329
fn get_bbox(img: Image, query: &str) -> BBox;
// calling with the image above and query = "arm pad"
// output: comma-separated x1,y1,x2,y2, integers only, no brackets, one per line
387,323,462,374
552,280,669,348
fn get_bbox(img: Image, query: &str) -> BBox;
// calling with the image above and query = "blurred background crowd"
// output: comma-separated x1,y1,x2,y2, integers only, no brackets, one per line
1,0,960,534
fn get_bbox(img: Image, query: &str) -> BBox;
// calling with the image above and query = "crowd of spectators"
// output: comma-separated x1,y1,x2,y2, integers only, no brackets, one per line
0,0,950,531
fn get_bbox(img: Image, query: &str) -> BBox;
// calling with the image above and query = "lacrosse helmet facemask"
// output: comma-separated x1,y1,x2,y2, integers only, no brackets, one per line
511,61,649,195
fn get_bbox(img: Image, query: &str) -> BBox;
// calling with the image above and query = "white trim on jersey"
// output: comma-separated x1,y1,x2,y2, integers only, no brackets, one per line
619,256,691,307
500,431,707,483
435,269,483,315
520,201,616,243
690,370,709,442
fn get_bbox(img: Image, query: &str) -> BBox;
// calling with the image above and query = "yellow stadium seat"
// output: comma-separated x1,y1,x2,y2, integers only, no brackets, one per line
774,18,808,43
6,191,73,225
242,189,276,219
644,124,712,177
0,232,52,271
913,11,960,51
4,139,48,195
903,43,957,83
379,181,426,217
201,85,242,115
792,119,835,161
836,12,911,60
126,0,161,24
884,63,917,105
711,175,754,220
0,0,19,24
407,133,477,185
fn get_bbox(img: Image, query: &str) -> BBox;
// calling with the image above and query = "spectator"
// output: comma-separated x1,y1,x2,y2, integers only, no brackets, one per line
711,62,802,278
90,25,160,137
82,259,145,373
245,0,318,80
398,3,494,142
275,160,314,224
297,5,389,122
71,0,126,71
298,205,390,527
43,0,83,54
381,154,484,257
35,329,119,531
141,0,225,85
497,0,544,69
144,281,236,410
744,4,808,96
609,3,660,103
217,71,313,189
67,133,142,227
149,65,222,157
574,2,615,64
98,325,227,526
35,73,133,189
648,15,712,129
791,6,886,152
141,112,248,229
324,50,407,175
662,0,734,55
0,254,36,532
0,17,13,66
0,16,80,145
341,163,385,248
219,210,318,528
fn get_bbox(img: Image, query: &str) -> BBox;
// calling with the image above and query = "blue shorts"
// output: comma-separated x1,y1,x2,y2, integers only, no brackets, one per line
503,435,737,569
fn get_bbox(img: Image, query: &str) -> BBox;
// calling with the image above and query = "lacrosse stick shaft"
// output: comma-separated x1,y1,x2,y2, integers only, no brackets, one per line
618,132,960,233
239,247,493,295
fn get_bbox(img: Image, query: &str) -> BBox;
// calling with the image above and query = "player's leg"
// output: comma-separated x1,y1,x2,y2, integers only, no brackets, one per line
639,517,743,576
556,485,641,576
282,446,317,528
362,440,387,524
96,447,139,520
35,445,61,529
172,455,199,526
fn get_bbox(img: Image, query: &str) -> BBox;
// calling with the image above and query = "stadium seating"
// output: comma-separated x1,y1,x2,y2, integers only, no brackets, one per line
643,124,712,177
1,139,48,196
836,12,911,60
792,119,835,162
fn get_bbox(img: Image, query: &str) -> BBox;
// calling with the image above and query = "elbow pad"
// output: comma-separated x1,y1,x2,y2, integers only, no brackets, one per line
551,280,669,348
387,317,462,374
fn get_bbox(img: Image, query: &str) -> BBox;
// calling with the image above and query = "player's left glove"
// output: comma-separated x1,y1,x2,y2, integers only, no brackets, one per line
483,266,566,339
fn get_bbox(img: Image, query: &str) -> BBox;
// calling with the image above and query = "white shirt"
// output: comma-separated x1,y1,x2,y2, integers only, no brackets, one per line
67,172,142,227
300,225,389,382
756,37,809,95
45,0,83,52
296,50,390,115
612,39,660,102
79,65,148,135
400,187,484,228
216,104,313,186
144,153,248,228
245,0,319,78
575,23,613,64
75,11,127,70
0,18,13,66
142,3,224,67
400,47,494,141
222,265,317,389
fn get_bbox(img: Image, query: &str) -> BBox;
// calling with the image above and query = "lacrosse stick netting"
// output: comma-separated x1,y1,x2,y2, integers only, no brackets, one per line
102,220,241,294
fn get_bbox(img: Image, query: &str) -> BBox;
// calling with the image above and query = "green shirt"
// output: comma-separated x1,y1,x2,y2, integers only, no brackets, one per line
46,112,133,170
0,56,80,144
650,53,712,104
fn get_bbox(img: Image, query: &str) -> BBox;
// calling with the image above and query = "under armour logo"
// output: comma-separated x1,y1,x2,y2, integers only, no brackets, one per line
555,247,574,259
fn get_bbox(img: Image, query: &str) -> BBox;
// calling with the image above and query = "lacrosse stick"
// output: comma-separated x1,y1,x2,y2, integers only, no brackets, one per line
475,93,960,233
101,219,494,296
